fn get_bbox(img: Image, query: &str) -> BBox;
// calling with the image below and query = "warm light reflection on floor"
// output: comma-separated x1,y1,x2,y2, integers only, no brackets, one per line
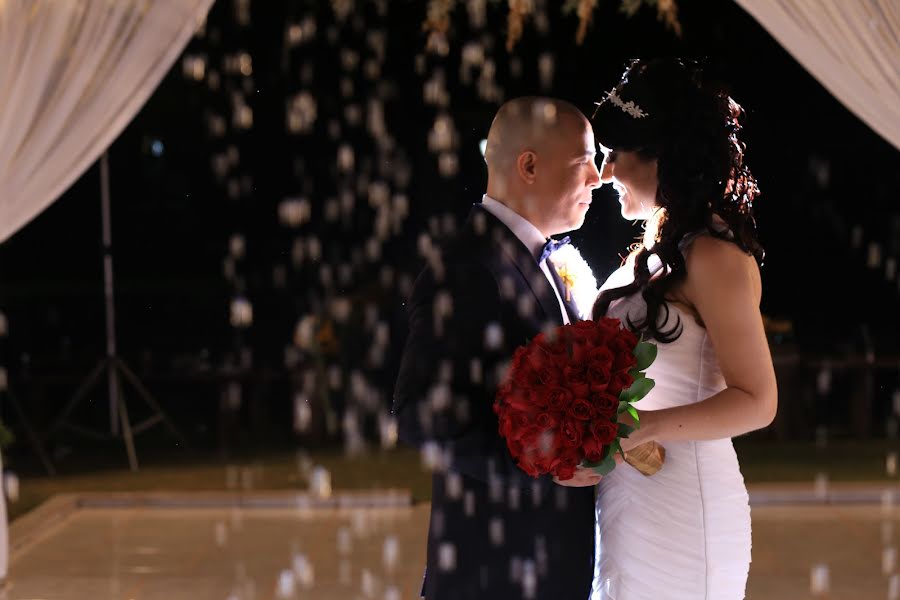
6,499,899,599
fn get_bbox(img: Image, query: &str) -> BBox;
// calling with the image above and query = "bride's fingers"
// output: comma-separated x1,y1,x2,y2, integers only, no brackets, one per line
553,468,603,487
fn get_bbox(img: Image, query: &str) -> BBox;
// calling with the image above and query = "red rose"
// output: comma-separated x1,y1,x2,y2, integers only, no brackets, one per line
610,371,635,396
590,392,619,418
616,326,639,348
588,345,615,365
503,387,538,415
511,346,528,371
590,419,618,445
568,399,595,421
586,350,614,391
611,329,638,367
567,323,595,359
568,382,590,400
545,387,574,411
572,320,597,332
563,365,588,386
531,388,550,409
531,331,549,348
515,453,542,477
524,343,552,372
612,350,637,373
537,365,561,386
536,428,560,455
554,459,577,481
595,317,622,344
498,413,514,438
497,315,653,479
536,412,559,429
497,412,533,441
582,431,606,462
560,418,583,448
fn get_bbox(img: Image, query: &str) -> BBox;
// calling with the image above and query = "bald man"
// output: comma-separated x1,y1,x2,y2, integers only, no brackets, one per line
393,97,602,599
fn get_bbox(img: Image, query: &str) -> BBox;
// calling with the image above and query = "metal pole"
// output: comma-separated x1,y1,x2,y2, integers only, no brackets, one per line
100,152,121,436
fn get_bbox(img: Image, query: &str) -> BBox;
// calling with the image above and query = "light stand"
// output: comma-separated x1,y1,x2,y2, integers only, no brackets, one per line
46,152,186,471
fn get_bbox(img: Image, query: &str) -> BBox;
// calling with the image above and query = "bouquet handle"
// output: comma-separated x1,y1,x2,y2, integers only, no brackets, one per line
624,441,666,476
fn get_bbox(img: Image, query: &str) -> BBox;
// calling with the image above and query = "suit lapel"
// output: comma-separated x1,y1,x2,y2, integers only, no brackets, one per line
466,204,565,327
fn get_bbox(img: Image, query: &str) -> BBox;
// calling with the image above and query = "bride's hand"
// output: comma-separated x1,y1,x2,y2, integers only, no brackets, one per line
618,409,656,452
553,465,603,487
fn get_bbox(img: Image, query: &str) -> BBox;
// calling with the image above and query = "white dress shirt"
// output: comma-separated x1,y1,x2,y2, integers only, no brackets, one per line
480,194,571,324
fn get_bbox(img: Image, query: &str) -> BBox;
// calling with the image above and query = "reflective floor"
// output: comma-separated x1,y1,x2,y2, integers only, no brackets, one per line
5,498,898,599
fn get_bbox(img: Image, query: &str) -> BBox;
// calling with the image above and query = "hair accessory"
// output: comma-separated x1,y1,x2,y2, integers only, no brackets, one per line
595,87,648,119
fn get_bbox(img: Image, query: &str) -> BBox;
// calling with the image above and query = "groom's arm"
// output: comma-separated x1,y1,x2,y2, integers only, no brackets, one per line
393,257,551,491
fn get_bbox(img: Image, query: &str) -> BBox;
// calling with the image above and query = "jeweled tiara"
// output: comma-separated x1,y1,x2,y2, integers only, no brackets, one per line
594,87,648,120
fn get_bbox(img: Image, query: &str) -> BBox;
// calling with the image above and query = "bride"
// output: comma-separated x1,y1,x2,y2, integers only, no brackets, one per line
589,58,778,599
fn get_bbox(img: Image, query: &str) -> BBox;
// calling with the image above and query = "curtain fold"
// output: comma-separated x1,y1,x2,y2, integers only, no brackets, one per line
0,0,215,243
735,0,900,150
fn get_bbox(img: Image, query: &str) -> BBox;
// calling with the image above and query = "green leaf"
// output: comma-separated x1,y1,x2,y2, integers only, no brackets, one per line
617,422,636,438
617,400,630,413
620,377,655,403
626,404,640,424
628,368,645,380
611,439,627,460
633,341,658,371
586,450,617,476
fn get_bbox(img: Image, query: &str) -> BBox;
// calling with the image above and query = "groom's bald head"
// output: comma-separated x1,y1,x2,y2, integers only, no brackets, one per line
484,97,586,172
482,97,600,238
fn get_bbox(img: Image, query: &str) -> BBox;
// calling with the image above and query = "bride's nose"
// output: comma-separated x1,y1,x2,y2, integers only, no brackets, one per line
600,160,614,184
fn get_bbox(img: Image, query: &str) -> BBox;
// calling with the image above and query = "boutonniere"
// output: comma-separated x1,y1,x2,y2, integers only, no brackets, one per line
549,244,599,319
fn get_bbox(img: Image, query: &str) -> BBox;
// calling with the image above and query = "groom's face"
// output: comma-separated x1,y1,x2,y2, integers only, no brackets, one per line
532,115,601,235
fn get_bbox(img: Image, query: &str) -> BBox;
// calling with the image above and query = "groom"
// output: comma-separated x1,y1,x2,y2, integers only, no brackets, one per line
393,97,603,599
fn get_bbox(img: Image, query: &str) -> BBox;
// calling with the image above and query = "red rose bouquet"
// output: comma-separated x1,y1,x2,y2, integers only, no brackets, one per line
494,317,661,480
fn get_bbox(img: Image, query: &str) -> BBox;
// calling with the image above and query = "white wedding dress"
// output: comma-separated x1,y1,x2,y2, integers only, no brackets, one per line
591,243,752,600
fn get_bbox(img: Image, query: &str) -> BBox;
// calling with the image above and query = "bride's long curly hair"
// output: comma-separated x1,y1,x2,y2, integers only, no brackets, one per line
590,58,764,342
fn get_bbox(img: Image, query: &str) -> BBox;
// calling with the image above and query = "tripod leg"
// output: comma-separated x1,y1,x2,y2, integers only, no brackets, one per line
116,385,139,472
44,360,107,438
116,360,188,447
6,388,55,476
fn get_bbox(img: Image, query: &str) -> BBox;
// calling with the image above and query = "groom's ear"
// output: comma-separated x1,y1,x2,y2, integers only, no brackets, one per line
517,150,538,185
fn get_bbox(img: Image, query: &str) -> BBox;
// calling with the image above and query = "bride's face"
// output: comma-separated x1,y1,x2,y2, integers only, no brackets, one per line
599,146,659,220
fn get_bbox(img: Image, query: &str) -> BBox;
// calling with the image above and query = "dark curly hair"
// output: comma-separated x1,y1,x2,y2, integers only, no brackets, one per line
590,58,763,342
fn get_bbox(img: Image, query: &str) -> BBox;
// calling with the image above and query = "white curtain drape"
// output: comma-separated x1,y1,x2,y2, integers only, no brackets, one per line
0,0,215,243
735,0,900,150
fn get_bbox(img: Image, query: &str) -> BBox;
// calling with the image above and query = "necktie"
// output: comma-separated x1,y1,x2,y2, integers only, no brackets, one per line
539,236,571,264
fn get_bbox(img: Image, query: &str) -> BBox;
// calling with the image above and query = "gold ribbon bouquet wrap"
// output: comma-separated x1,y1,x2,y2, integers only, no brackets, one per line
624,440,666,476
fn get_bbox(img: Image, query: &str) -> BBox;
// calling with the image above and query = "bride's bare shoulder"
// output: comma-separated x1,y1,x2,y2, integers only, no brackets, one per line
682,234,761,301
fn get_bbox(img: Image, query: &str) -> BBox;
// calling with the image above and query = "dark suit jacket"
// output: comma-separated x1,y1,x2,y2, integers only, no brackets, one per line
393,204,595,600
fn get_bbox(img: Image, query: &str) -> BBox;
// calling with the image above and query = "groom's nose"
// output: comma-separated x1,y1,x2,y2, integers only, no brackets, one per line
587,159,601,188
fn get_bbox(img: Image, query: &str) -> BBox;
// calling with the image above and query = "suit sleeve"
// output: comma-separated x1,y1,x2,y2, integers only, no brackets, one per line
392,258,553,491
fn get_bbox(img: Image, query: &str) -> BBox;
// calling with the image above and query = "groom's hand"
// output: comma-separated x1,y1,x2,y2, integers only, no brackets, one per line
553,466,604,487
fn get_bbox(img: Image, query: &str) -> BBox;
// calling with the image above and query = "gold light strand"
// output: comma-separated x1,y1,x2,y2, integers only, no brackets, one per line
574,0,598,45
424,0,682,53
506,0,534,52
423,0,455,54
656,0,682,37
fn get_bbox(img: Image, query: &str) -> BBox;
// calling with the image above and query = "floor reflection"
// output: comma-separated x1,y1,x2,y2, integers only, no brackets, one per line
6,500,898,599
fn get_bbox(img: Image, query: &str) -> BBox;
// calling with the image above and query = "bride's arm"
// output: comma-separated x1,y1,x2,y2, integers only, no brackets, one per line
623,235,777,448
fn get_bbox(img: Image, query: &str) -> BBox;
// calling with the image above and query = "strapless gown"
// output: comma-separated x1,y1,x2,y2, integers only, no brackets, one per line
591,259,752,600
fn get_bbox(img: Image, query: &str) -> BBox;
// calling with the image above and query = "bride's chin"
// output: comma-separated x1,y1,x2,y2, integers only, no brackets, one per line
620,202,653,221
620,206,640,220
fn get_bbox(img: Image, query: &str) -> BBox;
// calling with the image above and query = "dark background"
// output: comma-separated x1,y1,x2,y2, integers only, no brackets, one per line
1,0,897,461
